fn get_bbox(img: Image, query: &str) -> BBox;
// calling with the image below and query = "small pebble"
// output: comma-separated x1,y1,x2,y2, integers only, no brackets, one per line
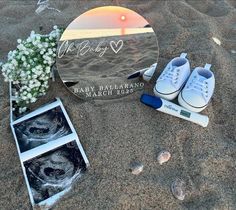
129,161,144,175
157,150,171,165
171,178,186,200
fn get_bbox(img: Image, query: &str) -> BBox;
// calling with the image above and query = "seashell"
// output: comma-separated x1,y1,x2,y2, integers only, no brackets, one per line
129,161,144,175
157,150,171,165
171,178,186,200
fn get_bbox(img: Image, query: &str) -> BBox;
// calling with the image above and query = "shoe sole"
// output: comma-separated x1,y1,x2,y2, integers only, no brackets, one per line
178,92,207,113
153,85,181,100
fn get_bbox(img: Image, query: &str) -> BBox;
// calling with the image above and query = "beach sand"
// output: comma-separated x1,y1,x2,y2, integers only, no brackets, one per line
0,0,236,209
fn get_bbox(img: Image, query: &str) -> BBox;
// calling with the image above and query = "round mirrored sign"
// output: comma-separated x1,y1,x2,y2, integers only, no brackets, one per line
56,6,159,100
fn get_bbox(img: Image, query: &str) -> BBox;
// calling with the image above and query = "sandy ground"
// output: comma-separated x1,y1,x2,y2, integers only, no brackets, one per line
0,0,236,209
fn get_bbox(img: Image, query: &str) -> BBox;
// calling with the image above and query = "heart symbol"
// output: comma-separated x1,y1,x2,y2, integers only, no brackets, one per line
110,40,123,54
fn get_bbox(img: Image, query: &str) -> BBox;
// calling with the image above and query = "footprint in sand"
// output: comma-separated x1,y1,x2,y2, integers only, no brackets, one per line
185,0,230,17
184,191,220,209
227,0,236,9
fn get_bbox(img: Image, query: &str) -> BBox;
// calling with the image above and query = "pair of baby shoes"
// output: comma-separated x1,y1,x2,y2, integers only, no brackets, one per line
153,53,215,112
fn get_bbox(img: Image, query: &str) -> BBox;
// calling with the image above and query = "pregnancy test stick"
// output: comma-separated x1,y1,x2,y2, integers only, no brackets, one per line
140,94,209,127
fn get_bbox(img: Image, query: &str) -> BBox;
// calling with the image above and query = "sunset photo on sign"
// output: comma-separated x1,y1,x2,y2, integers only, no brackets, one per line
60,6,153,40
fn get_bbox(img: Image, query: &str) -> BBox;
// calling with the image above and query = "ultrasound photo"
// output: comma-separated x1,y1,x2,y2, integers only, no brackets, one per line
13,106,72,153
24,141,87,204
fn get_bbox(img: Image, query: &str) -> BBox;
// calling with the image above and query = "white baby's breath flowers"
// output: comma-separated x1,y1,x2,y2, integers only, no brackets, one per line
1,26,63,113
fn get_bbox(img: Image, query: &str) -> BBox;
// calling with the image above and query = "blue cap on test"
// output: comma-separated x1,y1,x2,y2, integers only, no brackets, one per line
140,94,163,109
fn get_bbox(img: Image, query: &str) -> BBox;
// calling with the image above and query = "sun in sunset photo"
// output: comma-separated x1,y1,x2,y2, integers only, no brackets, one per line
60,6,154,40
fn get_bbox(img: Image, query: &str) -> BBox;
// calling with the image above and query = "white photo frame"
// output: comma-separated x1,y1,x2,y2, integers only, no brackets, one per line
9,92,89,209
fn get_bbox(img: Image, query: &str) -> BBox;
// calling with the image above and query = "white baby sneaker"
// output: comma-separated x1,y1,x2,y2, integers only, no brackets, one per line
154,53,190,100
178,64,215,112
143,63,157,82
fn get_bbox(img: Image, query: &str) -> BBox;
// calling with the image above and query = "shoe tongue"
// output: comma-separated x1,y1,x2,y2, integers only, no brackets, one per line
198,75,207,82
170,65,177,71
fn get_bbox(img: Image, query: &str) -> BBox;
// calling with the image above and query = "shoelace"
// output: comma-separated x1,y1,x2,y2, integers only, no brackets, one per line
187,76,209,98
159,66,180,84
